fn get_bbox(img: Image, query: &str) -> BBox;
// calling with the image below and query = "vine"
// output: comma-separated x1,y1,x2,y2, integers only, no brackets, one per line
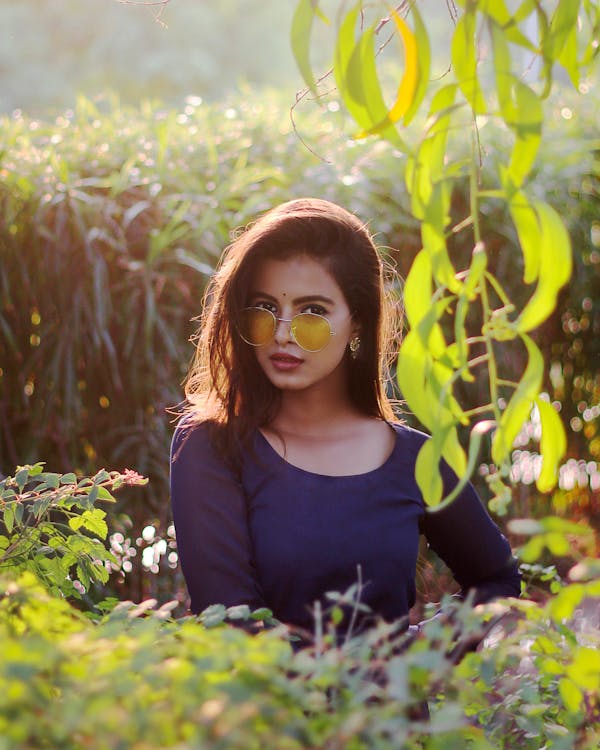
291,0,599,512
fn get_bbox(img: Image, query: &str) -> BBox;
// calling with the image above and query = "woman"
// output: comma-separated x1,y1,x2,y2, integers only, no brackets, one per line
170,198,520,638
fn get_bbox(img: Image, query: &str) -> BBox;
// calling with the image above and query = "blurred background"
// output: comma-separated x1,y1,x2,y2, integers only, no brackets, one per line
1,0,598,610
0,0,300,114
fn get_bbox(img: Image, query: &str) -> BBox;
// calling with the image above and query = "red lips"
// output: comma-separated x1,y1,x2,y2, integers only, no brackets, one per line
269,352,304,370
270,352,303,363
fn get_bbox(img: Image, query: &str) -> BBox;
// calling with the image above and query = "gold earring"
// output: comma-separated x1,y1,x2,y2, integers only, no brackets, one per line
349,336,361,360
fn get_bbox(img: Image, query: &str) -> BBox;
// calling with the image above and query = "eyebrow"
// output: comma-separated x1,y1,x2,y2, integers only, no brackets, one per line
250,292,336,306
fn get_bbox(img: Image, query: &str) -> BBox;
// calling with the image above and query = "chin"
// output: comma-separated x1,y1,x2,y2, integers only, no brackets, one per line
265,372,312,391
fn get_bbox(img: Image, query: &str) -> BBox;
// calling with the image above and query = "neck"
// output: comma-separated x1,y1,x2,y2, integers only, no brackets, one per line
274,381,360,435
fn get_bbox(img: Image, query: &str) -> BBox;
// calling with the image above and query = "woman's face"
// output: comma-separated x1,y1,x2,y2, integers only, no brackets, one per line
245,255,358,394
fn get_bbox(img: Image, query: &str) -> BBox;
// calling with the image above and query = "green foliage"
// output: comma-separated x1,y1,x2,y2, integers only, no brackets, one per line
290,0,600,512
0,85,598,602
0,463,146,603
0,570,598,749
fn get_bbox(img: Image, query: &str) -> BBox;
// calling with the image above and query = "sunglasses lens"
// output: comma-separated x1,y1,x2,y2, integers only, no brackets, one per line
239,308,275,346
291,313,332,352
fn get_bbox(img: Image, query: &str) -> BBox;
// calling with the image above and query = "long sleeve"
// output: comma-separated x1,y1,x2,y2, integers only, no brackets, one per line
420,463,521,605
170,422,266,614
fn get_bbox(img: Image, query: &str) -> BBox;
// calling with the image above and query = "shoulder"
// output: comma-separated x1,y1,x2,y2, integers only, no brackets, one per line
387,421,431,457
170,418,235,474
170,418,247,494
170,417,213,460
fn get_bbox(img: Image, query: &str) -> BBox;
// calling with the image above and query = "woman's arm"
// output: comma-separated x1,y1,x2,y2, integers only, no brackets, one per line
170,422,266,614
420,464,521,605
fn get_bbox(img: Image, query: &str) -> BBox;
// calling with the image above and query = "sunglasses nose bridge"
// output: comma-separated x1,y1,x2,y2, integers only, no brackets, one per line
272,314,294,344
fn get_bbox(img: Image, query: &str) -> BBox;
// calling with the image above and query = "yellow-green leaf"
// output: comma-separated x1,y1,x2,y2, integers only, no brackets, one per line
516,201,572,332
479,0,537,51
387,8,418,121
69,509,108,540
492,334,543,464
549,583,585,621
557,23,579,89
403,250,433,329
558,679,583,712
451,11,486,113
3,505,15,534
506,82,542,188
397,330,436,430
509,189,540,284
356,6,427,137
536,398,566,492
440,424,468,479
567,648,600,690
347,22,407,148
545,532,570,556
543,0,580,62
401,4,430,125
416,438,444,507
291,0,327,99
406,85,458,223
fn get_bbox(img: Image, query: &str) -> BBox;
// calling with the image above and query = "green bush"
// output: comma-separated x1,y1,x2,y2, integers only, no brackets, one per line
1,464,599,749
1,568,599,748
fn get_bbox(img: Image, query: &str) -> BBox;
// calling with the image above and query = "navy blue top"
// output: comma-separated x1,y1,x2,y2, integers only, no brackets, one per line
170,421,520,632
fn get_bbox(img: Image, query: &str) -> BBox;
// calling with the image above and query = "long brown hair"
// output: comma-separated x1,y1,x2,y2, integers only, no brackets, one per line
182,198,399,465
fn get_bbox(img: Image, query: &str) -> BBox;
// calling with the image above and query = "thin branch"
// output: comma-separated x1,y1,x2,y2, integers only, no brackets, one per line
290,70,336,163
114,0,169,26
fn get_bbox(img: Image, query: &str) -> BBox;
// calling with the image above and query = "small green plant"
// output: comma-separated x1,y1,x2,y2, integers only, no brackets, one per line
0,463,146,604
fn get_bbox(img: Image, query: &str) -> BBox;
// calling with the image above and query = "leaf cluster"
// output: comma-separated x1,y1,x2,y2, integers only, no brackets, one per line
0,570,599,749
0,463,146,604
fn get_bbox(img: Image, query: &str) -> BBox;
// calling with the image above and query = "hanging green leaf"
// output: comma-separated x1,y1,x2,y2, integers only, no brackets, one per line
492,333,544,465
406,84,458,221
354,5,430,137
558,23,580,89
334,4,406,147
334,5,374,129
415,420,467,506
451,10,486,113
397,330,438,430
516,201,572,332
421,186,460,293
479,0,538,51
428,420,496,514
291,0,328,99
347,20,407,147
491,17,543,189
543,0,581,63
505,82,542,188
403,249,433,329
509,189,541,284
401,4,431,125
490,19,513,120
536,398,567,493
416,437,444,507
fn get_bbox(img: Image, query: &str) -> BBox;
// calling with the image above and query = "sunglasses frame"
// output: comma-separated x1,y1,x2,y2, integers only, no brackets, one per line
238,306,336,353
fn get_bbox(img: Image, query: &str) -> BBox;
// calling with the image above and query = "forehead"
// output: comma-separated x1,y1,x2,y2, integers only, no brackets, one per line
250,255,344,299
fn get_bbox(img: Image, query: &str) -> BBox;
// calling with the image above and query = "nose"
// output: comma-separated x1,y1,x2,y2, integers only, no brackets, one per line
273,316,293,345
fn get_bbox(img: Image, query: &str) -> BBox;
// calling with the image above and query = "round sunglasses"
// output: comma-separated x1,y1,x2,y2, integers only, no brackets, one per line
238,306,336,352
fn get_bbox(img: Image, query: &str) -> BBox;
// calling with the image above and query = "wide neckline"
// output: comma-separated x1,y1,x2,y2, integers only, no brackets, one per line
255,422,400,480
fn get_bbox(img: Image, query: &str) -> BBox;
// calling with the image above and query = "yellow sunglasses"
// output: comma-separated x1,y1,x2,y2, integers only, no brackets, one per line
238,307,335,353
